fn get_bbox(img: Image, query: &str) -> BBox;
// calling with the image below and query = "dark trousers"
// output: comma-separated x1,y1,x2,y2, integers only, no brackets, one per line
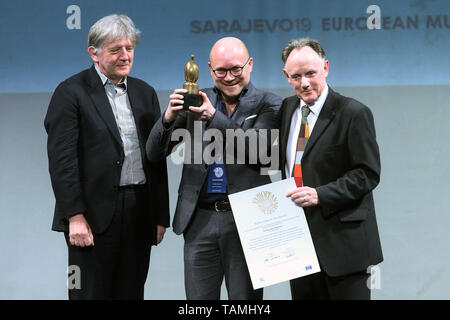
65,186,152,300
183,208,263,300
290,270,370,300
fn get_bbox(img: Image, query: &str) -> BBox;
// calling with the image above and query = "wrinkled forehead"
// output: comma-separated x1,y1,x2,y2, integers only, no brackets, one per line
286,47,325,69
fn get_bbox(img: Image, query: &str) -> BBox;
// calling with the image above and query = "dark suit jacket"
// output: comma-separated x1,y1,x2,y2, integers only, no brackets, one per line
280,87,383,277
45,65,170,245
147,83,282,235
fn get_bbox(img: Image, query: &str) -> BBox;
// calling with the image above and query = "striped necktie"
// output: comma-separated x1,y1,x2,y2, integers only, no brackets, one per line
292,105,311,187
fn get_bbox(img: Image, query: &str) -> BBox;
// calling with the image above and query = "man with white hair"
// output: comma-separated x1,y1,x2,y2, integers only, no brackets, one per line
45,14,170,299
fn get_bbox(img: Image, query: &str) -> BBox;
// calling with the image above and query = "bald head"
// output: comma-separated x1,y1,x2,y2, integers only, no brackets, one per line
210,37,249,61
208,37,253,102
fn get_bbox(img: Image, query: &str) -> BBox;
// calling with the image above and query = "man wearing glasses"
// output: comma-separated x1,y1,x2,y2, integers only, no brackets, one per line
146,37,281,299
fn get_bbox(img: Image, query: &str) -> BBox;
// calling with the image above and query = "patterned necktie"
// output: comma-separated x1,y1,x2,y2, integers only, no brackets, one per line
292,105,311,187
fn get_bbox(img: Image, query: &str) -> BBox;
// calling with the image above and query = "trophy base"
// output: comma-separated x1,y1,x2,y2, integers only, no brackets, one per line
182,93,202,110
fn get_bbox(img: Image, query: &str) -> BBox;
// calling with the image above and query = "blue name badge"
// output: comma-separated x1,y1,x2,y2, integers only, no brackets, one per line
207,163,227,193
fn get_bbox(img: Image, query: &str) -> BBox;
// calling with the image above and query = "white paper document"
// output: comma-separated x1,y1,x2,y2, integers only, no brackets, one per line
228,178,320,289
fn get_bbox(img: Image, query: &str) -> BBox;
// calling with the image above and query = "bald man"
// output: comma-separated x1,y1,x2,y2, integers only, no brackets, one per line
146,37,282,299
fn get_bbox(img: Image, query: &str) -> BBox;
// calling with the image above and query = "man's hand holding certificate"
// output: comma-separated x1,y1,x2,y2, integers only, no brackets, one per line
228,178,320,289
286,186,319,207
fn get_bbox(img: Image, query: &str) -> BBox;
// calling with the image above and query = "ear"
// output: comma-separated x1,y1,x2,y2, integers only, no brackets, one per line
323,60,329,78
282,68,290,81
88,46,99,63
208,61,214,77
247,57,253,72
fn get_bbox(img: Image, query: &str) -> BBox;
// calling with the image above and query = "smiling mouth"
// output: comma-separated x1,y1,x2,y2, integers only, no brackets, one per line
223,81,239,87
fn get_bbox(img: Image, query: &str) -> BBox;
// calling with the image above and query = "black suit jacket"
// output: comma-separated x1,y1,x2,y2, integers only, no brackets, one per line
45,65,170,245
280,87,383,277
147,83,282,235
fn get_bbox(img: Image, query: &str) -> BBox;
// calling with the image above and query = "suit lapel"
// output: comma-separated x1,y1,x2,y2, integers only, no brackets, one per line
126,80,146,142
209,83,258,128
87,66,123,148
123,78,158,169
280,97,300,174
126,81,145,151
233,83,258,127
281,97,300,150
205,90,217,132
234,99,257,128
302,89,337,159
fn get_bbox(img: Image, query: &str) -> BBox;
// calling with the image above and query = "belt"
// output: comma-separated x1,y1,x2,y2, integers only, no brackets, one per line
118,184,147,191
198,200,232,213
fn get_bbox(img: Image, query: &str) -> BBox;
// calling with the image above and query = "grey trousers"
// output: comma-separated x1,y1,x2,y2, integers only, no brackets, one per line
183,208,263,300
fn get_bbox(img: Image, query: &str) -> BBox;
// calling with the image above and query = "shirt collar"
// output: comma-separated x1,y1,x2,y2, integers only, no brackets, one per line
213,85,249,119
301,84,328,116
94,64,128,90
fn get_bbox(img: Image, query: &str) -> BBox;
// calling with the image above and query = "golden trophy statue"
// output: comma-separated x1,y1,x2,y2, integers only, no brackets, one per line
182,54,202,110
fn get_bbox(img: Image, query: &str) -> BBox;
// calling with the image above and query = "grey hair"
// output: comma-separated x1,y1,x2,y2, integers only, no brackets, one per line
88,14,141,52
281,38,326,64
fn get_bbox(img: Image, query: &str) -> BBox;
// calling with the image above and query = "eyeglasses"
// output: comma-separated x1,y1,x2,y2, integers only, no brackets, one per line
211,57,251,78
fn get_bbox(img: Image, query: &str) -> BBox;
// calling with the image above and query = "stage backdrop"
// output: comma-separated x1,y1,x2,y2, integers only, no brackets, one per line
1,0,449,299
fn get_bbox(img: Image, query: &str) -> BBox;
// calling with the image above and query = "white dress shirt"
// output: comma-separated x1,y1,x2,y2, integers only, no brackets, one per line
285,84,329,178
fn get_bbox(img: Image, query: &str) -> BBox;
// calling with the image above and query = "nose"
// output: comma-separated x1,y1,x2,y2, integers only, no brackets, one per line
119,47,129,60
300,76,310,89
223,71,235,81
